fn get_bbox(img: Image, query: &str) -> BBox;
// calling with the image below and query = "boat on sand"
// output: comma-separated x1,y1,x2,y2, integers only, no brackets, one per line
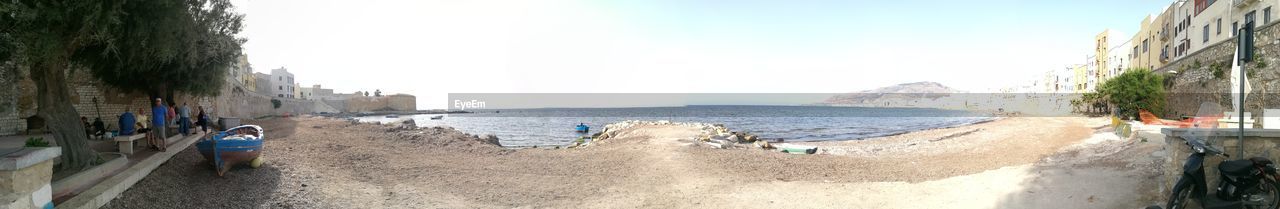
197,125,266,176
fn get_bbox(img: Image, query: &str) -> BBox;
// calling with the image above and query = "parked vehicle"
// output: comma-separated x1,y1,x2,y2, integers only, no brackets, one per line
1161,103,1280,209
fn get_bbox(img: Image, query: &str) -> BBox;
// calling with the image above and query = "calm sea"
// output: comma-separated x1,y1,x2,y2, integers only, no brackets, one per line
354,105,993,147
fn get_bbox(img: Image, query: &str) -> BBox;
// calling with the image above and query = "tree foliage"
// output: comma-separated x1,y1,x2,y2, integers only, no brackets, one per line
2,0,130,171
76,0,245,98
1098,68,1166,119
0,0,245,171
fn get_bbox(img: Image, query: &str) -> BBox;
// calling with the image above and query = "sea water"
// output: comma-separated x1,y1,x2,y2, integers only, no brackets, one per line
355,105,993,147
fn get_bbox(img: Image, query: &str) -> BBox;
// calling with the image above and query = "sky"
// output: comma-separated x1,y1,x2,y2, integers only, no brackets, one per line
229,0,1173,109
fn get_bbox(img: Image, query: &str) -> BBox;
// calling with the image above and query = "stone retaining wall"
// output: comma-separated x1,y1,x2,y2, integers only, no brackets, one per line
1159,20,1280,122
1,68,314,135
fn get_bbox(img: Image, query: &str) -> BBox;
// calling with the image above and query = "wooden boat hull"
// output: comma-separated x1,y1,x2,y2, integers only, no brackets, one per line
196,125,265,176
197,139,262,176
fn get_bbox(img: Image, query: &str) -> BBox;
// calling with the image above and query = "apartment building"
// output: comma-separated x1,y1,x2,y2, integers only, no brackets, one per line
271,67,295,98
1133,13,1170,71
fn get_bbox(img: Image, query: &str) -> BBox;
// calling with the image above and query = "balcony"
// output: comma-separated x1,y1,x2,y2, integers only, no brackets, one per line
1236,0,1260,8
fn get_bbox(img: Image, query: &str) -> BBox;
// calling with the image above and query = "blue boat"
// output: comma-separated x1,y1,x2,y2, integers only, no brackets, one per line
197,125,265,176
575,123,590,133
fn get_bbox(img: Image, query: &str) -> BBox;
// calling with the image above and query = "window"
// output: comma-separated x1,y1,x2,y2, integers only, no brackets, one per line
1247,10,1257,29
1204,24,1210,43
1143,39,1149,53
278,86,283,90
1234,22,1239,36
1217,18,1222,35
1268,7,1273,23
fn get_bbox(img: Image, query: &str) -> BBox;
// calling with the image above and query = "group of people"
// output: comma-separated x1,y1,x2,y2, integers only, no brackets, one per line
112,97,213,152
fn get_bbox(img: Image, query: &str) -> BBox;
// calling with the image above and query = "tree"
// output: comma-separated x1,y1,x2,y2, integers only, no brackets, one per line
76,0,244,101
1,0,245,171
2,0,128,171
1098,68,1166,119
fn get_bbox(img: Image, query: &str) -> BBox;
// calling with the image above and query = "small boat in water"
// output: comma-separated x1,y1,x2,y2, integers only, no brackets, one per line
575,123,590,133
197,125,265,176
430,115,443,120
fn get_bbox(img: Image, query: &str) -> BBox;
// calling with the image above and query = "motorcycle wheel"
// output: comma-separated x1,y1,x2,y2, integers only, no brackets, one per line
1167,178,1197,209
1251,179,1280,209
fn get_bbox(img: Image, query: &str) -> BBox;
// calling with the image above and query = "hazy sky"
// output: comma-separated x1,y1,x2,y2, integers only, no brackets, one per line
229,0,1170,109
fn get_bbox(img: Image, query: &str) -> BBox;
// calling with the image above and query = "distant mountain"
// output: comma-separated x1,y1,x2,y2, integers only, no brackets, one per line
819,82,964,106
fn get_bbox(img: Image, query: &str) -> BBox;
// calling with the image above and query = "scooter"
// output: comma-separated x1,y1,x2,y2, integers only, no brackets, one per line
1162,136,1280,209
1157,103,1280,209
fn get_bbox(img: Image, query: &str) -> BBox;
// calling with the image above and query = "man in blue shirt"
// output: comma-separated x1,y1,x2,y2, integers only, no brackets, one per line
151,98,168,152
118,109,136,135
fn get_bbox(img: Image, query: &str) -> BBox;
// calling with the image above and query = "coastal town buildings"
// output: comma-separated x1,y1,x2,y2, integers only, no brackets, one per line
293,82,303,99
299,85,314,100
1132,14,1169,71
1095,30,1133,83
310,85,335,100
1172,1,1194,60
1226,0,1278,37
1036,0,1280,95
1191,0,1231,53
271,67,295,98
1072,64,1089,93
230,54,255,91
253,72,272,93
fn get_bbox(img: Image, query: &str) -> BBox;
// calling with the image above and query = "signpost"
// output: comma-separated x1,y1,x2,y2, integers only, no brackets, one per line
1236,21,1255,159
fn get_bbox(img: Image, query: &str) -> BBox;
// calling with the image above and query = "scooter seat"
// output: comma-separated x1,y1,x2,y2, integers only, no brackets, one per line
1219,159,1257,177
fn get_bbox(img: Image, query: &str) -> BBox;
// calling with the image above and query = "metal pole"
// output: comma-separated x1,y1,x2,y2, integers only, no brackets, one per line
1240,62,1246,159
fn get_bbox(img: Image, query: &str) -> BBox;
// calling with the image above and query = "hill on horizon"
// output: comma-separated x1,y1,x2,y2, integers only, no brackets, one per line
818,81,963,105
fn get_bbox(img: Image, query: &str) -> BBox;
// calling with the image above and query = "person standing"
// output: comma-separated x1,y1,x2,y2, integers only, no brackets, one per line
196,106,210,133
151,98,168,152
178,103,191,136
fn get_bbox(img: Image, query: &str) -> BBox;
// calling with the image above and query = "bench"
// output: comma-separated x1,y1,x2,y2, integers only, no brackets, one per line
113,134,146,154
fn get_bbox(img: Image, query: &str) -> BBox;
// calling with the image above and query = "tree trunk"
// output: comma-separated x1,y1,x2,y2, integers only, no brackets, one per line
30,60,97,171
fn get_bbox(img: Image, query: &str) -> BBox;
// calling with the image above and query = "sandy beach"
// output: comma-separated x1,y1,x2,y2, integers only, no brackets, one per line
102,115,1165,209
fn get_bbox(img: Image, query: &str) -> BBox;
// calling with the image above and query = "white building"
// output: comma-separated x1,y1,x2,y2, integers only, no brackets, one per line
1186,0,1234,56
271,67,295,98
1226,0,1279,39
299,86,315,100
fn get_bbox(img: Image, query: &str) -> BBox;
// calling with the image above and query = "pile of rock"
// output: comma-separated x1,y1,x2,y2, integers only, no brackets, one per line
593,120,775,150
696,130,774,150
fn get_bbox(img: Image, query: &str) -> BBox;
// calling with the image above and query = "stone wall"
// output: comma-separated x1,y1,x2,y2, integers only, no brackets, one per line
343,94,416,112
1160,129,1280,197
0,63,24,135
1159,20,1280,122
1,67,314,136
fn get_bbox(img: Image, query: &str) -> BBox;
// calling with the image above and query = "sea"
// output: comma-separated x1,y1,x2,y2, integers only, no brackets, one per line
354,105,994,147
